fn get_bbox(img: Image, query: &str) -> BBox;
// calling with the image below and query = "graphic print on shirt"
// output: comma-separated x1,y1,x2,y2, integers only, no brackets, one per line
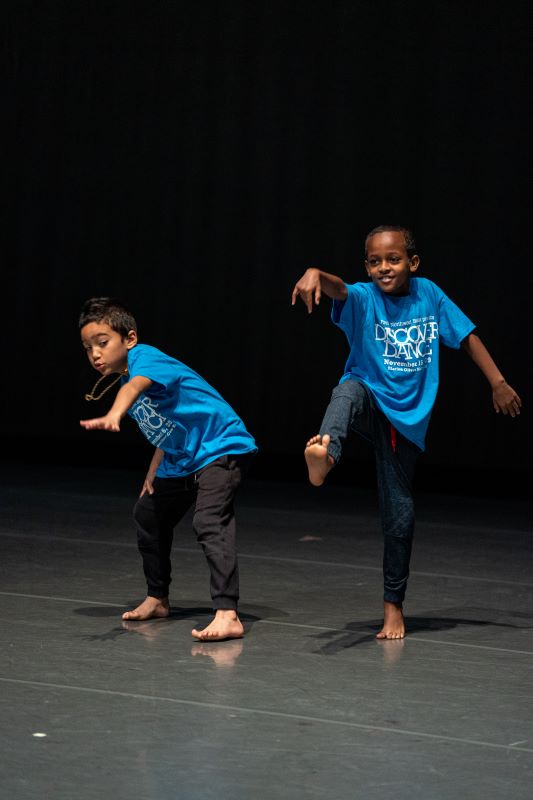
130,396,178,447
375,315,439,374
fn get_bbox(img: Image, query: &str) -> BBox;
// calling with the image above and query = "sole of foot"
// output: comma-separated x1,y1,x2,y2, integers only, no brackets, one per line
305,434,334,487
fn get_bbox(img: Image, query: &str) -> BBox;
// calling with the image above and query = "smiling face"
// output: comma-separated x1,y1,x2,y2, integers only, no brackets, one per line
81,321,137,375
365,231,419,296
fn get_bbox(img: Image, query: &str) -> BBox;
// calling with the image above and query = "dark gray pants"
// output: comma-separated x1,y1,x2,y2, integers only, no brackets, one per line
319,380,419,605
132,455,249,610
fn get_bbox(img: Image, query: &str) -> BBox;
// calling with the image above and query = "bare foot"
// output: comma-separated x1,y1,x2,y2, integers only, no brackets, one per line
376,602,405,639
305,434,334,486
122,596,170,621
191,609,244,641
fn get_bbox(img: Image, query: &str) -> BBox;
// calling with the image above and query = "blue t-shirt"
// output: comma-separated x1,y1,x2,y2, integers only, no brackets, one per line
124,344,257,477
332,277,475,450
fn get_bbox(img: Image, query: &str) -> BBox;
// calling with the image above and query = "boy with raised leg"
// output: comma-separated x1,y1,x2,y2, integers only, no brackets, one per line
292,226,521,639
79,298,257,641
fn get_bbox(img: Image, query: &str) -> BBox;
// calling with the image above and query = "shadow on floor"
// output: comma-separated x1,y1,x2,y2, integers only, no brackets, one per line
312,610,532,655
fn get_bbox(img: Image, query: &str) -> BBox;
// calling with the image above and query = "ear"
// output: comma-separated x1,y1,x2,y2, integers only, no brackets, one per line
409,255,420,273
364,259,371,277
125,329,138,349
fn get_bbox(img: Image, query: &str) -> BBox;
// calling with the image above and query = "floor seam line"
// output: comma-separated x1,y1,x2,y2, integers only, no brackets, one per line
1,676,531,753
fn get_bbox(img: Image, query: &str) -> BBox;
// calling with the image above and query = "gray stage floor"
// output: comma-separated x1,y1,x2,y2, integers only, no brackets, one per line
1,465,532,800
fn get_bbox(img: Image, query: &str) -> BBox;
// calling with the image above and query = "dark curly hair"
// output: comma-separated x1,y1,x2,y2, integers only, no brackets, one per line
79,297,137,337
365,226,417,259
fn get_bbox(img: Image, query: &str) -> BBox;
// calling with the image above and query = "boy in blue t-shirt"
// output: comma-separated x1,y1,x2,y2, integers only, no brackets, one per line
292,226,521,640
79,298,257,641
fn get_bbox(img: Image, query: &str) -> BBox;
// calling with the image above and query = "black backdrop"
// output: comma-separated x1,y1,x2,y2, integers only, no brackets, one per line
4,1,531,493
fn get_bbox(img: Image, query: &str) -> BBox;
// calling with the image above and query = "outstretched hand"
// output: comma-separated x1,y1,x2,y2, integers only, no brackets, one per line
80,414,121,432
291,268,322,313
492,382,522,417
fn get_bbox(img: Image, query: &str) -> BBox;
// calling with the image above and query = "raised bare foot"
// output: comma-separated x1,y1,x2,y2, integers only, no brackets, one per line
304,434,334,486
376,601,405,639
191,609,244,641
122,596,170,621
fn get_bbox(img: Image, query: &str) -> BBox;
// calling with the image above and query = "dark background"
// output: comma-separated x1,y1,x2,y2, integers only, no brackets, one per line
4,1,531,495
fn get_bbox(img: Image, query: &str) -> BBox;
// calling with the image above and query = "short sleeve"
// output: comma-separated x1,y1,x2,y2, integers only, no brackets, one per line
435,285,476,349
127,345,181,391
331,283,366,337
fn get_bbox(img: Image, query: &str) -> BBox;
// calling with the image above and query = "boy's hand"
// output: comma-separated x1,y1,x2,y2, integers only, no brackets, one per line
140,447,164,497
80,413,122,432
140,470,157,497
492,382,522,417
291,268,322,313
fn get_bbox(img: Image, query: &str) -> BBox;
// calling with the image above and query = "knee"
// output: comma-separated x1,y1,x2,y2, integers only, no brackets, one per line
192,514,217,543
331,380,366,405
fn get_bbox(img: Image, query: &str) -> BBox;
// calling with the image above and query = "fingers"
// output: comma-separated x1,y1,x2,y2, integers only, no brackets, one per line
80,419,97,429
80,418,120,432
291,272,321,314
493,386,522,418
140,478,155,497
495,400,521,418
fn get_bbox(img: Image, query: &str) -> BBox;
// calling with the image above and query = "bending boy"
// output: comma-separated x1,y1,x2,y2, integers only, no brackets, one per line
292,226,521,639
79,298,257,641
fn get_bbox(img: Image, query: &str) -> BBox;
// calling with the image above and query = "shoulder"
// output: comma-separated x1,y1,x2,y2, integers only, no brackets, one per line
128,343,178,371
128,343,159,363
411,277,443,301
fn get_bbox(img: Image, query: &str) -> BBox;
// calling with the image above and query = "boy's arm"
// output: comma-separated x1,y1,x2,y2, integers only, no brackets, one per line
461,333,522,417
291,268,348,314
80,376,153,432
140,447,164,497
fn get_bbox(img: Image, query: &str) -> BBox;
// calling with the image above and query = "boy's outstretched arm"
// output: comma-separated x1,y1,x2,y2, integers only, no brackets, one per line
461,333,522,417
80,376,152,432
291,268,348,313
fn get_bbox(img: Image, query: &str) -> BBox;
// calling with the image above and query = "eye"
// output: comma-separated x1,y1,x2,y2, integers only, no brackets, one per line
368,258,380,267
389,256,401,263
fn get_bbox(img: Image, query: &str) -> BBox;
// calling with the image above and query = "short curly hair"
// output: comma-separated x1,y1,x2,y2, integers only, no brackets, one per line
365,226,417,259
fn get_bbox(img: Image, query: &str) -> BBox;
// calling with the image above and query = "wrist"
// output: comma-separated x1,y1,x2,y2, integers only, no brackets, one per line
490,376,506,390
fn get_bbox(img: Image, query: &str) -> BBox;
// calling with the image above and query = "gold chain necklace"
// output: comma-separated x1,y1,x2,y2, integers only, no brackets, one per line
84,370,127,401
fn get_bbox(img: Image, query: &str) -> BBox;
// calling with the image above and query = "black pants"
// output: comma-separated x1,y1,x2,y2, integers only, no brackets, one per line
132,455,249,610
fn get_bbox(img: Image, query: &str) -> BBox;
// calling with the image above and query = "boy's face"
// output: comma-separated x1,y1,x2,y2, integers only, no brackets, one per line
365,231,419,296
81,322,137,375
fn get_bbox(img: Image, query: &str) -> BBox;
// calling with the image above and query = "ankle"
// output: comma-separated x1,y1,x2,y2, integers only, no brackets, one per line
215,608,238,618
